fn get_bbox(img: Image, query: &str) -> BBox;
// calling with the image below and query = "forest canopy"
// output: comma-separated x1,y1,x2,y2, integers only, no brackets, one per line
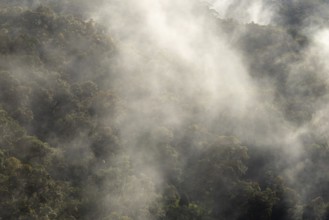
1,0,329,220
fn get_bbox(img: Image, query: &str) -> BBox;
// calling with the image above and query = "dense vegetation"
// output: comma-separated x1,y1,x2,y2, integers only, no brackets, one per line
1,1,329,220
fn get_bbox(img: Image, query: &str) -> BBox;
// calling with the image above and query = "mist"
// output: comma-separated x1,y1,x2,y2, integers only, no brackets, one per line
96,0,329,218
90,0,307,218
2,0,329,219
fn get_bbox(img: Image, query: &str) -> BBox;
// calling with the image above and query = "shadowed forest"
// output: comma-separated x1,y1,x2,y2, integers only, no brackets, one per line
1,0,329,219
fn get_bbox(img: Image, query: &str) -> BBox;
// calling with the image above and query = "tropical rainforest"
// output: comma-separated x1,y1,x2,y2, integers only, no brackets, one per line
1,0,329,219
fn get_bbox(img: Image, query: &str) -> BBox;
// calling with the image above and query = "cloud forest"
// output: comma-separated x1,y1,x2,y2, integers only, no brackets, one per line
1,0,329,219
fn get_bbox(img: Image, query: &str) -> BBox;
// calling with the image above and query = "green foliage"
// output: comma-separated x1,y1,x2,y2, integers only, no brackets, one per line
1,2,329,220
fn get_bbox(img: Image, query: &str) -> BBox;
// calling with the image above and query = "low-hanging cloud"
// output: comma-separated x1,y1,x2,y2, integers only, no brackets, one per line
79,0,320,217
4,0,329,218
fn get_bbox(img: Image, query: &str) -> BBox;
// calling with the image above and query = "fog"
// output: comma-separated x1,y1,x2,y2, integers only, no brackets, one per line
87,0,310,217
2,0,329,219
